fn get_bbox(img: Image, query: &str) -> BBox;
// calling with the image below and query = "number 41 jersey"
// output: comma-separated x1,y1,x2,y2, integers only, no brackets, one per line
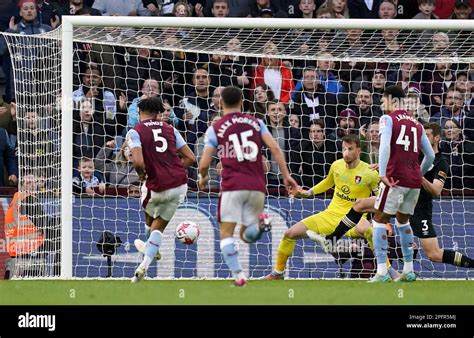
204,112,269,193
382,110,424,188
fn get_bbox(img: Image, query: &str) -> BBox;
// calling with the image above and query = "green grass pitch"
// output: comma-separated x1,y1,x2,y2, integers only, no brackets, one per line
1,280,474,305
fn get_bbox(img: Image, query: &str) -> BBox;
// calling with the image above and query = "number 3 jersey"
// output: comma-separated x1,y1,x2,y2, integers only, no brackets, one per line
204,112,269,193
127,118,187,193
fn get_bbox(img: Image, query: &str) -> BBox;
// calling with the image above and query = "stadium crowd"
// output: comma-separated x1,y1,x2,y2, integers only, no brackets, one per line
0,0,473,195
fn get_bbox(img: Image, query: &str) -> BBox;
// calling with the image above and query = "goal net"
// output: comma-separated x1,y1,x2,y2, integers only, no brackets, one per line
2,17,473,279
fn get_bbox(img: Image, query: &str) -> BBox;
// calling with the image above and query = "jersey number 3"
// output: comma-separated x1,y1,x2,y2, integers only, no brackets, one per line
152,129,168,153
396,125,418,153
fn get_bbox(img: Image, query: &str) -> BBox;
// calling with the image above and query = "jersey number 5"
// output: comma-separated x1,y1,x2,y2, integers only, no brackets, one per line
396,125,418,153
152,129,168,153
228,130,258,162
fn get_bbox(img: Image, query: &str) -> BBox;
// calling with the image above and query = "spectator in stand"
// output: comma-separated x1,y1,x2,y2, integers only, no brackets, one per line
413,0,438,19
92,0,150,16
370,69,386,106
289,113,300,128
316,52,344,95
0,0,17,103
360,120,380,165
94,140,140,190
174,68,212,137
440,118,474,190
0,0,53,103
378,29,405,58
141,0,182,16
251,42,294,104
431,87,468,129
406,87,430,123
250,84,276,121
350,87,382,128
322,0,349,18
331,29,365,57
173,1,192,17
291,66,338,137
72,97,108,167
208,50,249,89
348,0,382,18
264,100,301,188
197,0,253,17
297,0,317,18
196,0,230,17
431,0,474,18
0,98,16,136
19,111,58,173
451,0,473,19
329,108,359,150
249,0,288,17
127,78,162,130
429,32,450,56
387,61,421,92
124,35,161,100
422,60,456,117
195,115,222,190
187,86,224,151
378,0,397,18
455,71,473,106
6,0,53,33
0,127,18,187
59,0,102,16
36,0,60,28
72,157,106,195
297,119,337,188
72,65,126,140
316,5,334,18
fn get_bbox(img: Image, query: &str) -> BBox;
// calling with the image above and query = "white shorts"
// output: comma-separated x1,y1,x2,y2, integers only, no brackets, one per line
218,190,265,226
375,183,420,216
141,183,187,221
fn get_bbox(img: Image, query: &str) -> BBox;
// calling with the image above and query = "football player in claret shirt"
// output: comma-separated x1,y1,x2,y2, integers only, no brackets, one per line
198,86,299,287
369,85,435,283
128,97,195,283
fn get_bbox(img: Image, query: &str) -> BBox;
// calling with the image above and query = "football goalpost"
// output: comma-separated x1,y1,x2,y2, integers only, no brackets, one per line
1,16,473,279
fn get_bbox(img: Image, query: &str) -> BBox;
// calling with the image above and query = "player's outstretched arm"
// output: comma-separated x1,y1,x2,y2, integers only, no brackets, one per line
420,129,436,175
261,132,299,193
178,144,196,169
198,146,215,189
378,115,396,187
422,177,444,197
130,147,146,181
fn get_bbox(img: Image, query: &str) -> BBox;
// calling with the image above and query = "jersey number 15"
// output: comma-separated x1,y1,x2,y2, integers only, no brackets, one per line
228,130,258,162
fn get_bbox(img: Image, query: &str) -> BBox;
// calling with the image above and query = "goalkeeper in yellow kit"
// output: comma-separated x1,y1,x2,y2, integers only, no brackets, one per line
264,134,396,280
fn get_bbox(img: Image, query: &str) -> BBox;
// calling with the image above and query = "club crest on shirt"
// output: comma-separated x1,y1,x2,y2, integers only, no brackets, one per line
355,176,362,184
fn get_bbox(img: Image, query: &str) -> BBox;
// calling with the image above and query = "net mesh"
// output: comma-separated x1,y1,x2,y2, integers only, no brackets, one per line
2,21,474,279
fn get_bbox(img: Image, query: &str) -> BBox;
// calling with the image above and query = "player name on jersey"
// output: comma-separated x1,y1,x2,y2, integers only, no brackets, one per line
216,115,261,138
394,112,419,124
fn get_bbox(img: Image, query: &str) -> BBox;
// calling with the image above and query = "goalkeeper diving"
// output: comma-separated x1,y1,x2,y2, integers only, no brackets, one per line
265,134,398,280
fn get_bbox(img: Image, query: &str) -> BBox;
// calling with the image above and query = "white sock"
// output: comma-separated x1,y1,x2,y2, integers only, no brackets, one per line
403,261,414,274
377,263,388,276
141,255,152,270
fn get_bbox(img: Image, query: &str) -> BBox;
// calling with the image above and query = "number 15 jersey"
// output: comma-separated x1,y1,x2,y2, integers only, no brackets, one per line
204,112,269,193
